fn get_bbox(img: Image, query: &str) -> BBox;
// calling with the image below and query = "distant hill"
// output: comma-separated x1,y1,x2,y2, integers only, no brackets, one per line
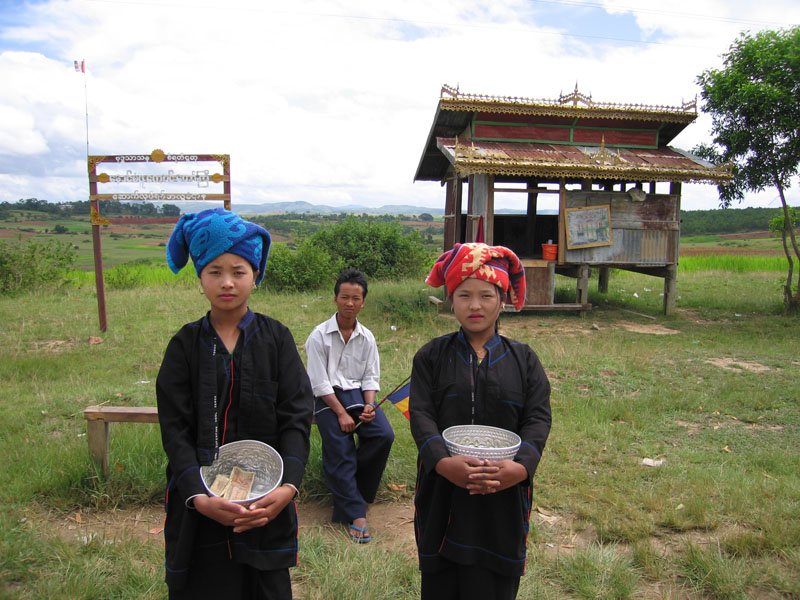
187,202,550,216
172,201,445,216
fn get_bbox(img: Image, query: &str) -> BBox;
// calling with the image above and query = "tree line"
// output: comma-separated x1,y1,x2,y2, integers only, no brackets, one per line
2,198,795,238
0,198,181,217
679,206,797,236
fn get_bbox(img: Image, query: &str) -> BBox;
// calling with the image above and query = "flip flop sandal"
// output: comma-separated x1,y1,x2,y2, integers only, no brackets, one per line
348,523,371,544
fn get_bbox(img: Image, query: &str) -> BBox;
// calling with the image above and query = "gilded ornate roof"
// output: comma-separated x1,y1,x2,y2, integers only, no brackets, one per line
435,137,731,184
414,84,730,183
439,83,697,124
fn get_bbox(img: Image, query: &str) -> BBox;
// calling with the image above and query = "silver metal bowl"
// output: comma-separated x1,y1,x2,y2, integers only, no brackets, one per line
442,424,521,461
200,440,283,504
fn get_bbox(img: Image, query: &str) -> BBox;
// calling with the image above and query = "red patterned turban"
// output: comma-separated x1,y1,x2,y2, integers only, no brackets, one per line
426,243,526,310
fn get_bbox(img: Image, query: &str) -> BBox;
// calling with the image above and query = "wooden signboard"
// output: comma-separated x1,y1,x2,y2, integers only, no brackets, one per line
86,148,230,331
565,205,612,249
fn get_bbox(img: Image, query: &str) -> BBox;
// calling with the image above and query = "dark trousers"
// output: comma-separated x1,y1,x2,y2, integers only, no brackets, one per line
315,403,394,523
169,563,292,600
421,563,520,600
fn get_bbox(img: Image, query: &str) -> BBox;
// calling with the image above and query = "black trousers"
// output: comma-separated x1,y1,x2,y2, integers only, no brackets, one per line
421,563,520,600
169,563,292,600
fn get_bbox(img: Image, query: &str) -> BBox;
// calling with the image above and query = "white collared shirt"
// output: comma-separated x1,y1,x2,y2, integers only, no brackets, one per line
304,313,380,398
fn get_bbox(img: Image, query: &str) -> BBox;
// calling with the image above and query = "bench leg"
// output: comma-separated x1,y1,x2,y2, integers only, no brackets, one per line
87,420,109,477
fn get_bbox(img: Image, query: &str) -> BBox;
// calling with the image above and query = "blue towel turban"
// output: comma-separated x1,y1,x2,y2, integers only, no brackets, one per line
166,208,271,285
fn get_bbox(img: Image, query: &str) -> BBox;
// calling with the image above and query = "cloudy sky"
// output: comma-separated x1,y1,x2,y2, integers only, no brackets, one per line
1,0,798,212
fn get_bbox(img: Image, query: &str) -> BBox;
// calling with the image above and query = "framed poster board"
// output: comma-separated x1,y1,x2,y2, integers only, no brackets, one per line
565,205,612,249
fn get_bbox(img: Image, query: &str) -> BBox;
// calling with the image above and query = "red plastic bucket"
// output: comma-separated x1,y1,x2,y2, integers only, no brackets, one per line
542,243,558,261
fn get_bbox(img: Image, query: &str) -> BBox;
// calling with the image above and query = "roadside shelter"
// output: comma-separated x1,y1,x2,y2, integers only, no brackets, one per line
414,85,731,314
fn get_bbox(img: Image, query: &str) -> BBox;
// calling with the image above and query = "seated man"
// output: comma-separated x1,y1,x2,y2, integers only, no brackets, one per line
304,268,394,543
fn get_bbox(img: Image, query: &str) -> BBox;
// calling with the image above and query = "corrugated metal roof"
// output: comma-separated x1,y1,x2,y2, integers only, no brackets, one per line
432,138,731,184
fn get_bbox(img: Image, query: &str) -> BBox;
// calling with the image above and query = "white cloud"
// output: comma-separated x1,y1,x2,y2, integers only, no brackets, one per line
0,0,798,209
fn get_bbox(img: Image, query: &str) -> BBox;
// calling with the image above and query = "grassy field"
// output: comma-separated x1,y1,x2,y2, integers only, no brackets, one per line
1,218,797,598
0,217,175,269
1,245,798,599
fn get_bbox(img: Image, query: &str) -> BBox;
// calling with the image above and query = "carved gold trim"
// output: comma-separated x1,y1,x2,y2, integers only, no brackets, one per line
559,83,593,107
448,137,731,183
453,160,731,183
150,148,166,163
97,173,110,183
90,206,110,226
211,154,230,170
591,137,625,167
440,83,697,123
87,156,105,171
450,138,731,183
211,172,224,183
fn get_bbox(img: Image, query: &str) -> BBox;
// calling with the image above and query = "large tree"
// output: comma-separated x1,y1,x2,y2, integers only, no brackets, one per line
695,26,800,312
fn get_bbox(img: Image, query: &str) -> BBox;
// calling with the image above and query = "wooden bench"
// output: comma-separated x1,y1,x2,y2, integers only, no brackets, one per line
84,405,159,476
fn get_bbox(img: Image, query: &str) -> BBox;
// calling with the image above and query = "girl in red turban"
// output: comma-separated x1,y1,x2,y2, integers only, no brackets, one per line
410,243,551,600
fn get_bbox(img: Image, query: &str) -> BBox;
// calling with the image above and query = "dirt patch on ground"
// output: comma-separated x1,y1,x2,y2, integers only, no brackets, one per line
35,504,165,545
36,499,618,556
618,321,679,335
719,231,773,239
704,357,773,373
37,500,418,550
675,417,784,436
31,339,81,353
0,228,35,239
39,498,726,557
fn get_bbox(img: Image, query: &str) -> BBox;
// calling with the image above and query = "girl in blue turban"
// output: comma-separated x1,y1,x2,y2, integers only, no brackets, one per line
166,207,271,285
157,207,313,599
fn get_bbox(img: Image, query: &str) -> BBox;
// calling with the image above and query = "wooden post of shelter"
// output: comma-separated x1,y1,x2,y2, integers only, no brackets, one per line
664,181,683,314
467,174,493,243
557,179,567,264
525,179,538,256
443,174,462,250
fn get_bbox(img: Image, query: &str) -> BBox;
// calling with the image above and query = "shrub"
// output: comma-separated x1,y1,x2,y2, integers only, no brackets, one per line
105,264,142,290
306,218,429,279
374,287,432,324
0,239,76,294
263,240,343,292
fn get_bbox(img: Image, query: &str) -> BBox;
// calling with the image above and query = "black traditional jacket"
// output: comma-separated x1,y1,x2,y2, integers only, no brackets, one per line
156,310,313,590
410,330,551,577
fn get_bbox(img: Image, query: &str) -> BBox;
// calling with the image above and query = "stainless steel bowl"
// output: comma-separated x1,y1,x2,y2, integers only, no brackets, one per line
200,440,283,504
442,424,521,461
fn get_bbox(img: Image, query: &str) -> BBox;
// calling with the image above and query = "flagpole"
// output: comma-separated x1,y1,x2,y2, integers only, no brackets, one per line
82,63,90,159
76,58,108,332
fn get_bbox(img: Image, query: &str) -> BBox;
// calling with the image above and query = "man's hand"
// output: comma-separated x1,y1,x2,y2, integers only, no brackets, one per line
337,410,357,432
359,403,377,424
